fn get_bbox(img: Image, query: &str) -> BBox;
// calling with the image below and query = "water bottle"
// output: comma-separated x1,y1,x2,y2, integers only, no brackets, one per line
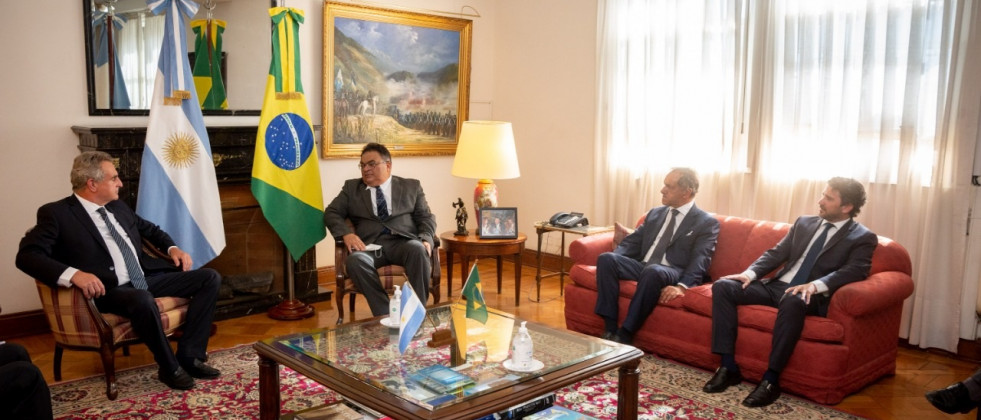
511,321,534,369
389,287,401,326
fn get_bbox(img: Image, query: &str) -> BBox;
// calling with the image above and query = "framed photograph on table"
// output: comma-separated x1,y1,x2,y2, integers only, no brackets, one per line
322,2,473,158
479,207,518,239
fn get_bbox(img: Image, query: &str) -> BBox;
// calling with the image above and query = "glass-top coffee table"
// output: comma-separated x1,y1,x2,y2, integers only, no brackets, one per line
254,304,643,420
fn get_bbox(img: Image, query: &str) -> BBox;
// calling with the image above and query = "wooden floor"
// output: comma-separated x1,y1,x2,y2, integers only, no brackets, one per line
14,259,978,419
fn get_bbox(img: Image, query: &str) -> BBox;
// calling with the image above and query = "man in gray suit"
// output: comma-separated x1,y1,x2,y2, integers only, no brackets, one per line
324,143,437,315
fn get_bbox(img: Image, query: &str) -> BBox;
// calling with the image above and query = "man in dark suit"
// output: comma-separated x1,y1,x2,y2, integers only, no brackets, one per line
926,369,981,415
594,168,720,344
702,177,877,407
16,151,221,391
1,303,52,420
324,143,437,316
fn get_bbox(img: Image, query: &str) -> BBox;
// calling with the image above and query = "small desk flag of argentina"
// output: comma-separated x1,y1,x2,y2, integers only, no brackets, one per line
251,7,326,260
136,0,225,269
399,283,427,354
462,262,488,324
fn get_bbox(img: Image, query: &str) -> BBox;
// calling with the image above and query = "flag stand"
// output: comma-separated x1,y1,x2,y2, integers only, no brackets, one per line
268,248,315,320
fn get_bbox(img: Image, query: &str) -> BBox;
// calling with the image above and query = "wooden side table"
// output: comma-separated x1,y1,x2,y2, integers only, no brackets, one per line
533,222,614,301
439,231,527,306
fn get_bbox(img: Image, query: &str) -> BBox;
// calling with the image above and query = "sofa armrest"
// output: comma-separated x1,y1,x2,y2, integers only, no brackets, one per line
568,232,615,266
827,271,914,319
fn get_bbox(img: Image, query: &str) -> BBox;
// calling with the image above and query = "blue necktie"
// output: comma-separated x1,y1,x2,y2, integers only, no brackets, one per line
375,187,389,219
647,209,679,264
376,188,391,234
96,207,148,290
789,223,833,287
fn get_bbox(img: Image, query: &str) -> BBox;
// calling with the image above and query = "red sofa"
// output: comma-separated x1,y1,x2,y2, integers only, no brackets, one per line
564,214,914,404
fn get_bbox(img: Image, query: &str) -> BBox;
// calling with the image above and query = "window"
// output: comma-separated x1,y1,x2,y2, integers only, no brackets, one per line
599,0,951,186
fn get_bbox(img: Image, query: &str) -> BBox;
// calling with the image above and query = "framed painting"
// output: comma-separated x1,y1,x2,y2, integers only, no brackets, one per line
479,207,518,239
323,2,472,158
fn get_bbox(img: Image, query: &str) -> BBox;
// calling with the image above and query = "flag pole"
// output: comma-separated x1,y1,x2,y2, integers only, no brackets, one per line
268,248,314,320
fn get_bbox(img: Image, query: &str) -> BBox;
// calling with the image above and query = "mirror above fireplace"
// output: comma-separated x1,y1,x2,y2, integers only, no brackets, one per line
83,0,272,116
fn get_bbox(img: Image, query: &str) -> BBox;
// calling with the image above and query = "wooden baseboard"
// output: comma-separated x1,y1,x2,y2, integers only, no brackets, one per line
0,310,49,340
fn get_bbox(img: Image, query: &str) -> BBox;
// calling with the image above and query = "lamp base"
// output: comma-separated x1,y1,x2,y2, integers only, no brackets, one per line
473,178,498,211
474,179,497,235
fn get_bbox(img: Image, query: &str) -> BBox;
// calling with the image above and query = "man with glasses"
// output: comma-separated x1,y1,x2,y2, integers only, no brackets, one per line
324,143,437,315
16,152,222,391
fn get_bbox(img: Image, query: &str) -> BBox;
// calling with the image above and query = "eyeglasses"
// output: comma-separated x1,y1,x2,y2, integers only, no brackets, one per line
358,160,389,170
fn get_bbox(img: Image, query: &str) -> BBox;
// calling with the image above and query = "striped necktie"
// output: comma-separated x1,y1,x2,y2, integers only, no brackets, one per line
96,207,148,290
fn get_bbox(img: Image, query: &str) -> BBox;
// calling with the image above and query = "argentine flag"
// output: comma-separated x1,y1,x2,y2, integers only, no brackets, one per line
136,0,225,269
398,283,427,354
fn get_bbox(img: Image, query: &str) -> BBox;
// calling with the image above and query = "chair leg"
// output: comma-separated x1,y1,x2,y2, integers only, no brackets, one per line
122,345,130,356
335,291,345,325
348,294,357,322
98,344,119,400
54,345,64,381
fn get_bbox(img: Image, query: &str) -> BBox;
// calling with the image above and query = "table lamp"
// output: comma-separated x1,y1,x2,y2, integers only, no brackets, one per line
451,121,521,216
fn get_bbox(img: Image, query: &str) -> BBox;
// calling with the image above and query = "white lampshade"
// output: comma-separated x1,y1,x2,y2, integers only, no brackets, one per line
451,121,521,180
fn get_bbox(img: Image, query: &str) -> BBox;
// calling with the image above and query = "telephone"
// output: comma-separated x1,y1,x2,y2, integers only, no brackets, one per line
549,212,589,228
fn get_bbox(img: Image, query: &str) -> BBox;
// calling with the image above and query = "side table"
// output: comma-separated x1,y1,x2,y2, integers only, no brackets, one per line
533,222,613,301
439,231,527,306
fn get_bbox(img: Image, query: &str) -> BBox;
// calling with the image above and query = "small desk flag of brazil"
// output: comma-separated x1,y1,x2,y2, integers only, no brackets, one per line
462,262,489,324
251,7,326,260
136,0,225,269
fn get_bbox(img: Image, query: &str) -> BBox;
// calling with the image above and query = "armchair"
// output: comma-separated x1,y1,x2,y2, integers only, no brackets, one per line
334,237,441,324
34,281,189,400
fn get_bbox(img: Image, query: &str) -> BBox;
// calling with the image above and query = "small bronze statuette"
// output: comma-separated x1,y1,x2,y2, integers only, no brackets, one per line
453,197,469,236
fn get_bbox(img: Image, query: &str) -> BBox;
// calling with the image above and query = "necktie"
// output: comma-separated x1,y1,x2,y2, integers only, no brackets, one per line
646,209,679,264
376,187,391,235
96,207,148,290
788,223,833,287
376,187,389,219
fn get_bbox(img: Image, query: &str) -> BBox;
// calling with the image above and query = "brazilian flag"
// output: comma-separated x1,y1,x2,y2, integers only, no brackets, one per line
251,7,325,260
191,19,227,110
462,263,489,324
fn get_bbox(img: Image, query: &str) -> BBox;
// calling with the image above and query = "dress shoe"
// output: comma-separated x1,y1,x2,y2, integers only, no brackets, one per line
702,367,742,393
614,334,633,345
159,367,195,390
742,380,781,407
601,331,617,341
180,359,221,379
926,383,978,414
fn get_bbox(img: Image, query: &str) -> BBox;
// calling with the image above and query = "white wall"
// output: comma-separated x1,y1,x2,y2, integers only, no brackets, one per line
1,0,597,314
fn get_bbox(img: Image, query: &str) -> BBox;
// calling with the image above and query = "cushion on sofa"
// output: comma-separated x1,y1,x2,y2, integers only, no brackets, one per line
611,222,635,250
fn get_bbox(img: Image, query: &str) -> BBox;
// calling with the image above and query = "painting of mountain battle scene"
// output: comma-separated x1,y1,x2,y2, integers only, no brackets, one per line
323,3,473,158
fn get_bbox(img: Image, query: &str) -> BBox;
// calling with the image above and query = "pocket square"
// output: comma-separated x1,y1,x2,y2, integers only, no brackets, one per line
686,230,693,236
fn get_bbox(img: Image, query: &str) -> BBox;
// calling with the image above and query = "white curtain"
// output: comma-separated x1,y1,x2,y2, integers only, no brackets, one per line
596,0,981,352
117,12,165,109
595,0,745,224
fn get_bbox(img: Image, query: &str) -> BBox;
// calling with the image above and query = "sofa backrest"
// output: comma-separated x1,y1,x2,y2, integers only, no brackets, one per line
706,214,912,280
708,215,790,280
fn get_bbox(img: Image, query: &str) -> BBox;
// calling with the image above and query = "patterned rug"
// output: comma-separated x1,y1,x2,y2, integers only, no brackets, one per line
49,344,863,419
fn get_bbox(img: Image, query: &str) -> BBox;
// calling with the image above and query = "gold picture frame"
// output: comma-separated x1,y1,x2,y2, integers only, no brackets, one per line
322,2,472,158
